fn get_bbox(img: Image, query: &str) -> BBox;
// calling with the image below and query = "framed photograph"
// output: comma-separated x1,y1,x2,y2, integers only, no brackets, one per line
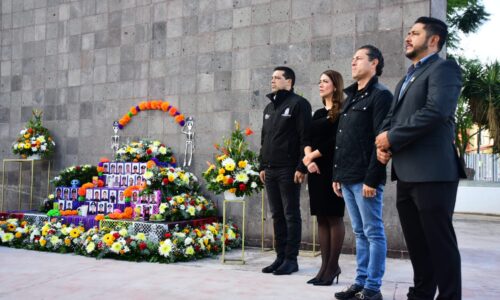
127,174,135,187
120,175,128,187
63,188,70,200
103,162,109,173
55,187,62,200
135,175,143,186
116,163,124,174
109,162,116,174
109,190,117,204
118,190,125,204
101,188,109,201
66,200,73,210
132,190,139,203
93,189,101,201
58,200,65,210
85,188,93,201
105,174,113,188
106,203,114,214
140,163,147,174
97,202,105,214
113,174,120,187
88,201,97,214
70,188,78,201
125,162,132,174
132,163,140,174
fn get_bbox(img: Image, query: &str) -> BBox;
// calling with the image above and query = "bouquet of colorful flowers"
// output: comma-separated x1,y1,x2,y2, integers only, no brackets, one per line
51,164,98,187
115,140,176,165
11,110,56,159
0,219,32,248
203,122,263,197
158,193,217,221
142,165,200,197
157,222,241,262
33,221,85,253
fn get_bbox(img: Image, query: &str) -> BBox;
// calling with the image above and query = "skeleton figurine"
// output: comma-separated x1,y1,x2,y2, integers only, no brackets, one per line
181,117,195,168
111,121,120,154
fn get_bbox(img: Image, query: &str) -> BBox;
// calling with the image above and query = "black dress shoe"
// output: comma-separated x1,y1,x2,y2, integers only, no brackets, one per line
306,277,320,284
334,284,363,300
261,258,284,273
273,259,298,275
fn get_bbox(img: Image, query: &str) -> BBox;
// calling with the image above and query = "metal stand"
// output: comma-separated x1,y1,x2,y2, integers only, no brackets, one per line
299,216,321,257
1,158,51,211
260,189,274,252
221,198,246,264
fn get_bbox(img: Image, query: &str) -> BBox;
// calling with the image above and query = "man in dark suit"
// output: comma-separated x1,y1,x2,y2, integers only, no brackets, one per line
376,17,466,300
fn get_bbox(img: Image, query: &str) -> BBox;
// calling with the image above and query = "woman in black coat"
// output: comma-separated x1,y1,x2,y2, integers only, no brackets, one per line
303,70,346,286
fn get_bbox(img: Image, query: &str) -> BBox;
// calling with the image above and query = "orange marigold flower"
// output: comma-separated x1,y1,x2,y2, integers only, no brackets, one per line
245,127,254,136
161,102,170,112
146,160,156,169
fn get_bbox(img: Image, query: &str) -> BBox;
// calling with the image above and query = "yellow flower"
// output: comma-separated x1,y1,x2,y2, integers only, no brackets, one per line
39,237,47,247
86,242,95,254
70,228,80,238
204,164,215,174
15,232,22,239
42,228,49,236
224,163,235,171
103,233,115,246
1,233,14,243
207,244,211,251
7,223,16,231
185,246,195,255
176,196,184,204
229,188,237,193
24,143,31,149
195,229,202,237
216,154,227,161
238,160,247,168
64,238,71,246
158,240,173,257
135,232,146,241
24,133,30,138
110,242,122,254
168,174,175,182
187,206,196,216
216,174,224,182
218,168,226,175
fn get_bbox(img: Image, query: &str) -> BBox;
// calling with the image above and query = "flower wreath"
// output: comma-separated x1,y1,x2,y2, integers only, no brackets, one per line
118,100,185,129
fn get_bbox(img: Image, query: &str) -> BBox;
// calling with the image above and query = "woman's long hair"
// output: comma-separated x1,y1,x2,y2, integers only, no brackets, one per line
321,70,344,122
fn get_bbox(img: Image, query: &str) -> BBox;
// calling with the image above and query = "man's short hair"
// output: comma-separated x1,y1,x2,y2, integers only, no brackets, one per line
358,45,384,76
274,66,296,88
415,16,448,52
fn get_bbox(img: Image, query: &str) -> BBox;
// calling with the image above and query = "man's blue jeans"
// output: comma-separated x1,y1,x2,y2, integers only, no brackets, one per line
341,182,386,292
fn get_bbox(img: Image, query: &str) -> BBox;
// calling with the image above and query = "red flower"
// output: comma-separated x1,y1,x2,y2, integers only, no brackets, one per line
162,178,169,185
113,232,120,239
200,225,206,230
164,233,172,239
239,183,246,191
190,200,195,206
126,238,133,244
227,178,234,184
75,166,81,171
245,127,254,136
213,245,219,252
146,149,152,155
139,242,147,250
27,128,33,134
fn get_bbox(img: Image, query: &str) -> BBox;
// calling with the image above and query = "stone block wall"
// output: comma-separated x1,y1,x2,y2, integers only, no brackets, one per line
0,0,445,255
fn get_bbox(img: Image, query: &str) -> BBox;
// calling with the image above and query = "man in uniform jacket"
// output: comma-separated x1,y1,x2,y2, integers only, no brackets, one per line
259,66,312,275
376,17,466,300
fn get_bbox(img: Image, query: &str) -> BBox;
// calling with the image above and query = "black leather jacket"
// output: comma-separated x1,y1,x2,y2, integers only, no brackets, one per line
260,89,312,172
332,76,393,187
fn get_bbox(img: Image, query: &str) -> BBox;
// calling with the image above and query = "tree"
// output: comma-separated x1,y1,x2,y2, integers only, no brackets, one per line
447,0,490,50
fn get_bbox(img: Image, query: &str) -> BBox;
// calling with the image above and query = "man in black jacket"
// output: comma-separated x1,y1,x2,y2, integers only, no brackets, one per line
333,45,392,300
376,17,465,300
259,66,312,275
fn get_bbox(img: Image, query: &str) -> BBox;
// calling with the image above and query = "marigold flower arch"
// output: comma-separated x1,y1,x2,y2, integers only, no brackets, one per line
117,100,185,129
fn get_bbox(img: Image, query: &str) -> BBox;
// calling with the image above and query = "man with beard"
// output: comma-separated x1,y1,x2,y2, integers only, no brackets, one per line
376,17,465,300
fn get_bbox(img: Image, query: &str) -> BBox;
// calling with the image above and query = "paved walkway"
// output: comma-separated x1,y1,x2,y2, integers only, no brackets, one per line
1,214,499,299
